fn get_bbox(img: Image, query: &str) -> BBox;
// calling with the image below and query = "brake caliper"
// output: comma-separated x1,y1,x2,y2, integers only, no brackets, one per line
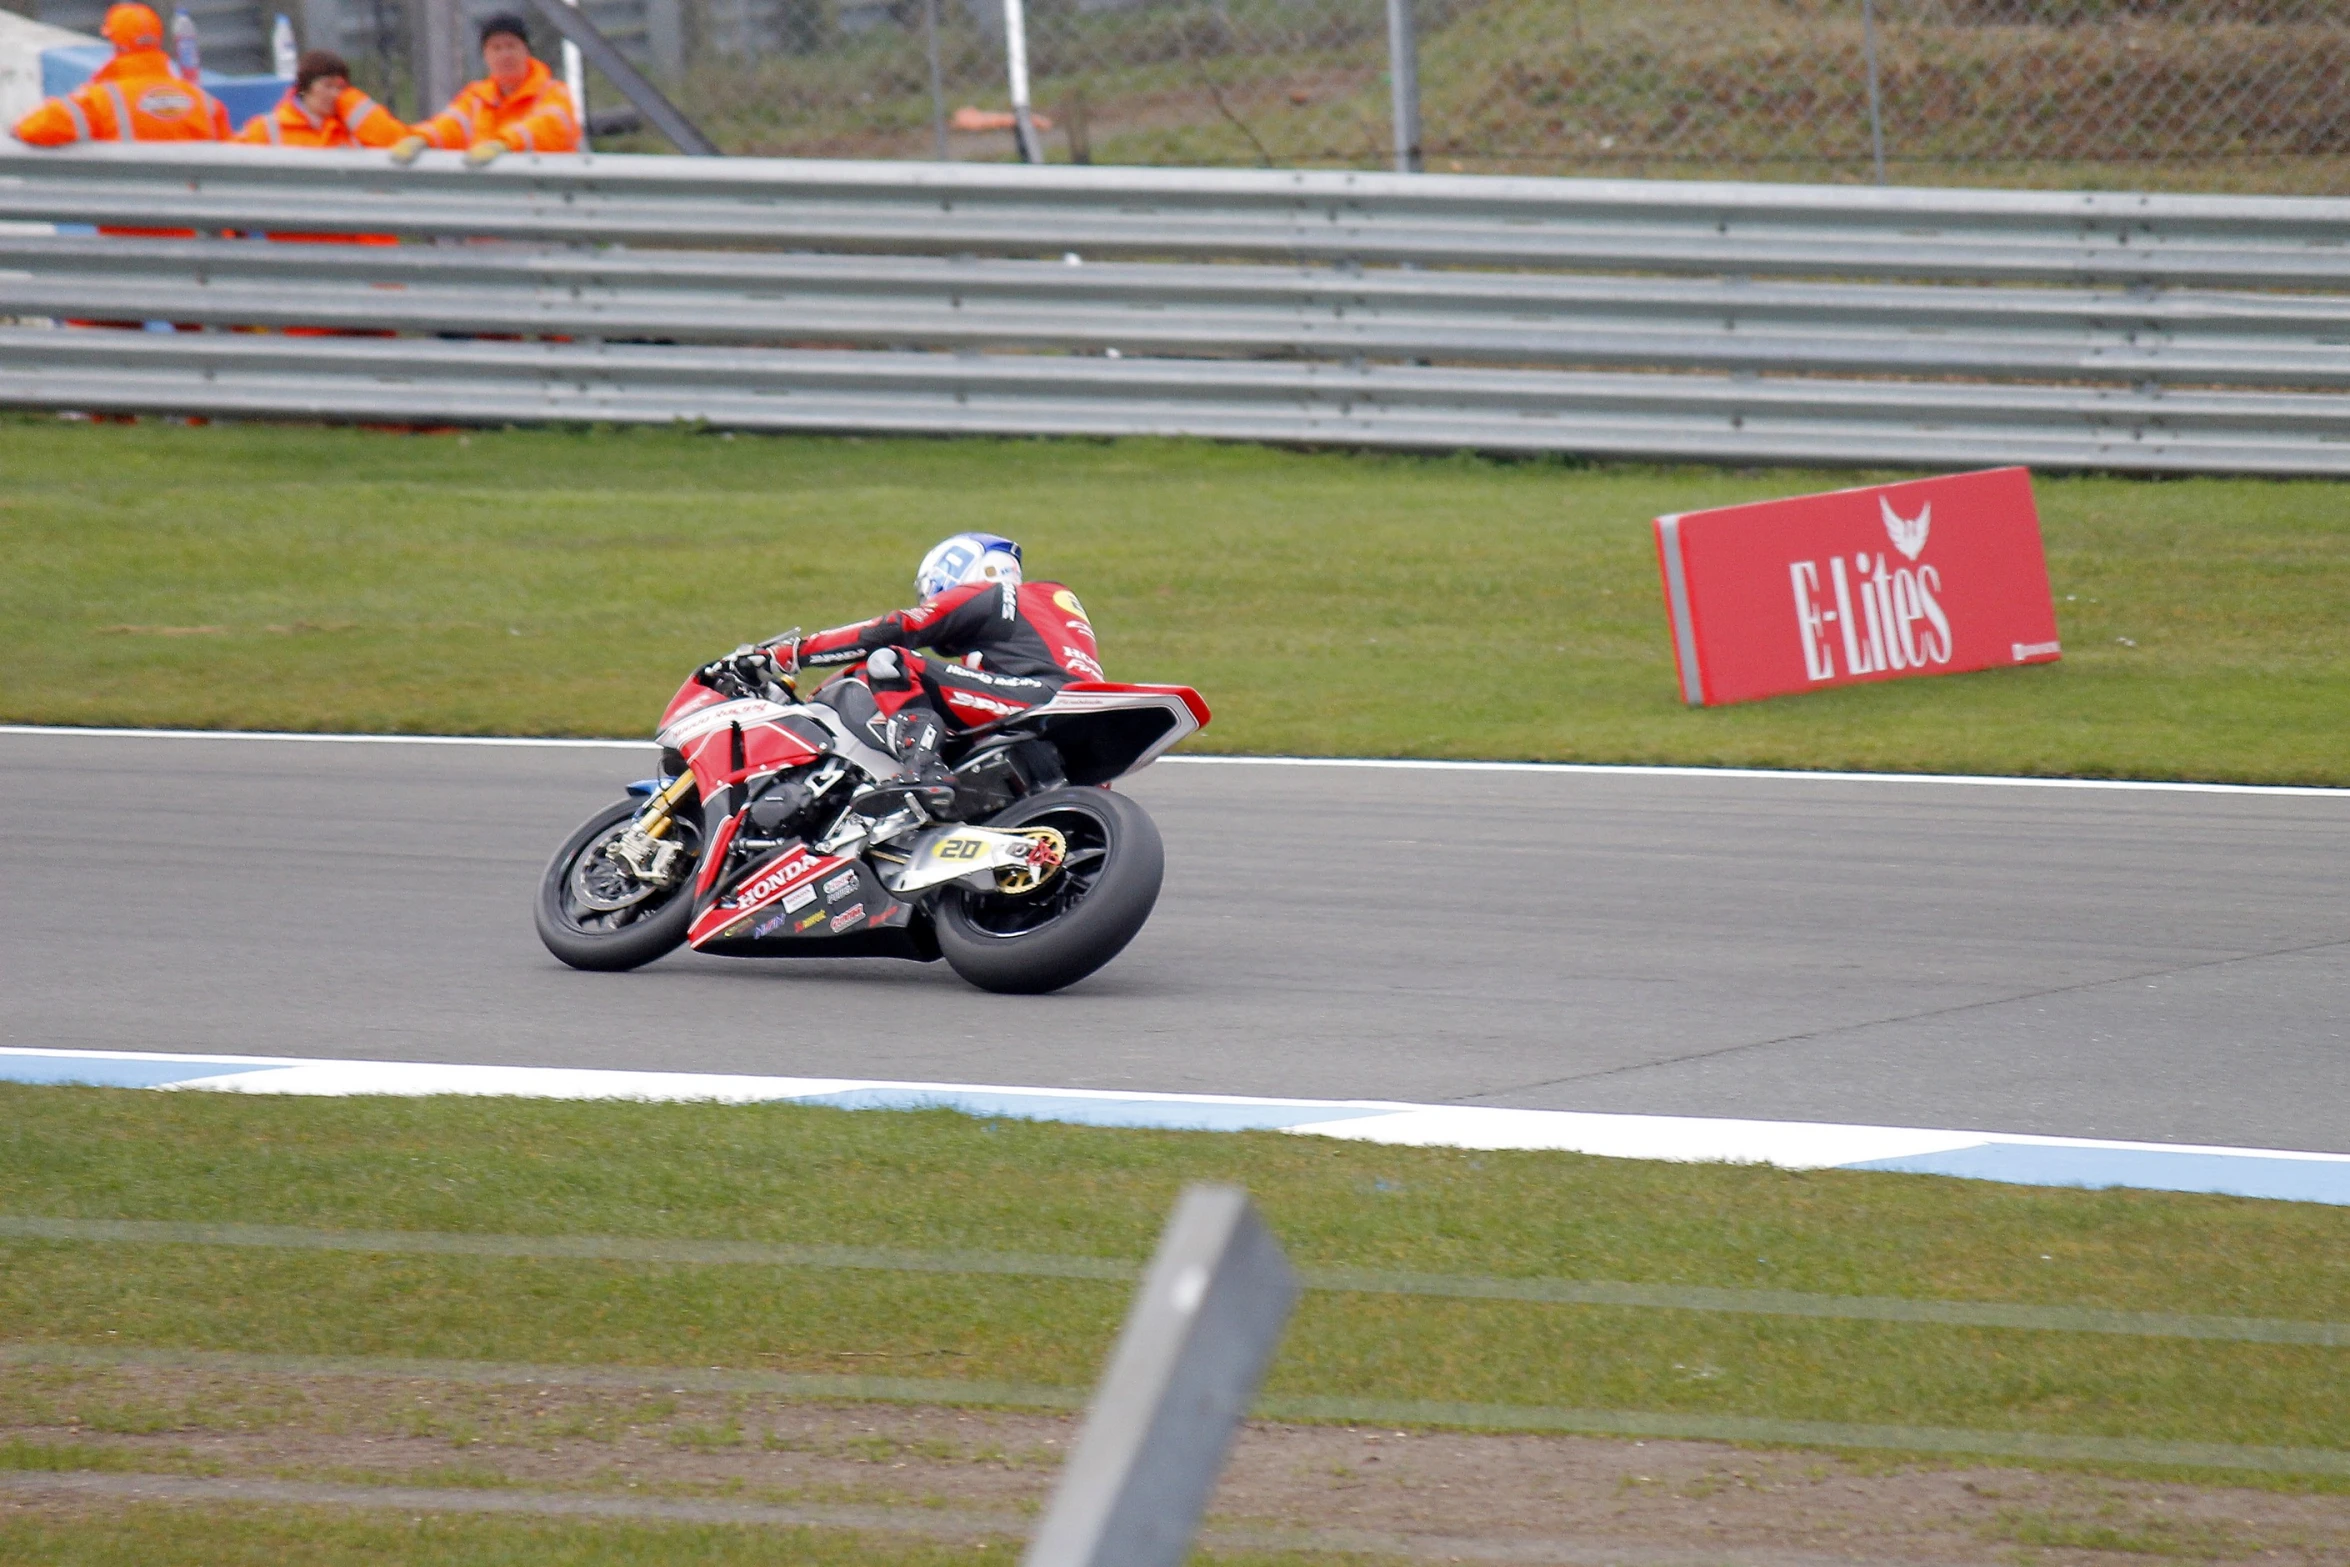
610,825,686,887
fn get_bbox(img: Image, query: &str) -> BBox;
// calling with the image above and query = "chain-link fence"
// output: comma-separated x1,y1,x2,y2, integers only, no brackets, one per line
649,0,2350,190
12,0,2348,187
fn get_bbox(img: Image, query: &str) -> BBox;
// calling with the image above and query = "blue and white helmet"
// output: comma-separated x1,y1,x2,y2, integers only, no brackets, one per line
915,532,1023,602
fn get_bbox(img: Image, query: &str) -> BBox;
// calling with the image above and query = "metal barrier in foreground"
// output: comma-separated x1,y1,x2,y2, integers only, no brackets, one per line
1024,1185,1297,1567
4,143,2350,474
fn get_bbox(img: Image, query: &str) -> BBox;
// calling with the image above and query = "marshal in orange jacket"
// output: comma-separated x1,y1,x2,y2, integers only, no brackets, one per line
12,47,230,146
233,84,407,149
412,57,579,153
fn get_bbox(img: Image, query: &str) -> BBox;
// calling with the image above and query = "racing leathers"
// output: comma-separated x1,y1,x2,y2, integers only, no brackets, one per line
798,579,1102,782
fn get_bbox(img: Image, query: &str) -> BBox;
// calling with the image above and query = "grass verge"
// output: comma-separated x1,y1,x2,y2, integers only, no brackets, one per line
0,1503,1335,1567
2,421,2346,783
1,1085,2345,1480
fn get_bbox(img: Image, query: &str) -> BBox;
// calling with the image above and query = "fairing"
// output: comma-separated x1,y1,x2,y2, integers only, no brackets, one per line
988,683,1209,784
660,673,1208,962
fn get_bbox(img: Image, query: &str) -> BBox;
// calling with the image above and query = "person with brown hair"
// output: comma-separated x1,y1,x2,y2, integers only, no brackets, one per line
234,49,406,149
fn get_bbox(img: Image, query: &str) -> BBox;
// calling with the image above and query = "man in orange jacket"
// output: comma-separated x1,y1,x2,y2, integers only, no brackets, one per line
10,1,230,147
234,49,407,150
389,13,578,167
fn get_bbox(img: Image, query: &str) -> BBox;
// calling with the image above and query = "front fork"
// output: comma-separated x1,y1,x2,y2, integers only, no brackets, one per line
636,772,699,839
610,772,699,885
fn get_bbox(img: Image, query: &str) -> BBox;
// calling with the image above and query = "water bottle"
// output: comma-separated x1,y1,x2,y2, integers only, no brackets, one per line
170,8,200,77
271,13,297,78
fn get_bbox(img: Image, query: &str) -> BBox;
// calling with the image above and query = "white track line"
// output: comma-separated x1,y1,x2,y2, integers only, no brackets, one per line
3,724,2343,797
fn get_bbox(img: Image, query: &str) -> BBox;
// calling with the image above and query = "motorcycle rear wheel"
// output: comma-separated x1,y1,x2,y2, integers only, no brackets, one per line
535,796,700,973
935,786,1164,995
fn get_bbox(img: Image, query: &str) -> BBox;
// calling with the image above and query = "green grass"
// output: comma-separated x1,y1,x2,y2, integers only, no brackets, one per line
2,1086,2346,1465
0,1505,1351,1567
2,420,2345,783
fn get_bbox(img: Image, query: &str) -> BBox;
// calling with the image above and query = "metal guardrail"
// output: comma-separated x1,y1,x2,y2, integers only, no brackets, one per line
4,144,2350,473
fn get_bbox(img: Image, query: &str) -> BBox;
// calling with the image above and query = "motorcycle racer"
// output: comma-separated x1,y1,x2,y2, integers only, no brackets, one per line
782,534,1104,809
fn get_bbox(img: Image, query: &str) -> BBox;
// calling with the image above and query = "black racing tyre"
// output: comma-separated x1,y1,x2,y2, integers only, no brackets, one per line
534,796,700,973
935,786,1164,995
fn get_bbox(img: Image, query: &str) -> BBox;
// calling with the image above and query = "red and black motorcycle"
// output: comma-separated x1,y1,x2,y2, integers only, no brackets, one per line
534,639,1208,994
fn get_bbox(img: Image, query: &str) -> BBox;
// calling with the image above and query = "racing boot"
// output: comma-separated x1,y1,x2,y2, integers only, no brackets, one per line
855,704,959,817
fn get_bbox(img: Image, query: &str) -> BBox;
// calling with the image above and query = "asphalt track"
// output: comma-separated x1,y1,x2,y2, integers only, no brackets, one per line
3,729,2345,1154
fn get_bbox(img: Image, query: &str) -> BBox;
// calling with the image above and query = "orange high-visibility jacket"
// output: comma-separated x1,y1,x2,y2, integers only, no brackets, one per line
12,47,230,145
235,87,408,245
233,84,407,149
413,58,578,153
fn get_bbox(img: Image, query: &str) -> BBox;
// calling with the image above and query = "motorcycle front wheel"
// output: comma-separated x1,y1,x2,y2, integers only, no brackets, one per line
534,796,701,973
935,786,1165,995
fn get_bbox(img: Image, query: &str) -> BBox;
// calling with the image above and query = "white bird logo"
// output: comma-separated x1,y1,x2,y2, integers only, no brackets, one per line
1880,497,1931,561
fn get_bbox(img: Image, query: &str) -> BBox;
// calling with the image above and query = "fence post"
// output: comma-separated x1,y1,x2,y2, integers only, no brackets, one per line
644,0,684,74
1862,0,1886,184
1003,0,1044,162
410,0,463,119
923,0,950,159
296,0,341,59
1385,0,1421,172
559,0,587,151
1023,1186,1298,1567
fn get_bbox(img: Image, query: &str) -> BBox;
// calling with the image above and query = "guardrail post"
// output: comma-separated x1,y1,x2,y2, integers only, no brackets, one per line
1385,0,1421,173
1023,1185,1298,1567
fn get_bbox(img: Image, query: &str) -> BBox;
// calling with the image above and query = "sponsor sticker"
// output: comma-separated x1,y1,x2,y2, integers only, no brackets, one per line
782,884,817,913
793,907,828,932
822,870,860,899
1053,588,1089,622
735,849,818,908
751,911,790,939
946,689,1022,719
829,903,866,933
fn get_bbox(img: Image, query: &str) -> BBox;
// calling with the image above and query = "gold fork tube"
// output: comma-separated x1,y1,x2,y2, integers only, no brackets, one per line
637,772,699,840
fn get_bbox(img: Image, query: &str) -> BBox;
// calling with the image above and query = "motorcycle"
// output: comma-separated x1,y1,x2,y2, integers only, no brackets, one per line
534,636,1209,994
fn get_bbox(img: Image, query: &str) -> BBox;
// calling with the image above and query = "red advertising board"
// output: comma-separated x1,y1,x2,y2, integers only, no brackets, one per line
1654,467,2061,707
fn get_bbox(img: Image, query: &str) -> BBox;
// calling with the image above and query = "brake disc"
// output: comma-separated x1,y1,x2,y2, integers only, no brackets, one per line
570,825,661,912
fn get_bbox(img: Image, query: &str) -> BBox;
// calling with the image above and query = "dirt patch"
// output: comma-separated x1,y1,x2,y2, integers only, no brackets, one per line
4,1363,2347,1563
